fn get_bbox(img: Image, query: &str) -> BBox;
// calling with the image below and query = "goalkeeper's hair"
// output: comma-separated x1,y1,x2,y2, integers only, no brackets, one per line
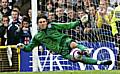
37,13,47,23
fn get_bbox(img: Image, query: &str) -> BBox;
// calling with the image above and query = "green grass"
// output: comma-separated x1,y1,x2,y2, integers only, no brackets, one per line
0,70,120,74
1,70,120,74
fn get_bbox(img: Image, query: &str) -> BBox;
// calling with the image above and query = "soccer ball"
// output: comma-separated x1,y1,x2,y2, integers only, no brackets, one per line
70,48,82,61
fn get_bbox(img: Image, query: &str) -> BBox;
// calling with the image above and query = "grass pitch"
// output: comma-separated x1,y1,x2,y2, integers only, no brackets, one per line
1,70,120,74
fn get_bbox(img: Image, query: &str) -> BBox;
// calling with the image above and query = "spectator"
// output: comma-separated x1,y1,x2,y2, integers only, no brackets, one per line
89,5,97,28
66,6,82,40
66,5,77,22
98,0,114,20
110,5,120,36
0,0,12,16
96,1,112,41
46,0,55,12
13,0,31,15
48,12,57,23
65,0,76,13
77,8,93,41
77,8,88,26
26,8,32,27
83,5,99,41
0,15,9,45
96,1,110,28
55,0,65,8
26,7,41,27
55,6,69,35
55,6,67,23
9,5,23,24
76,0,84,9
44,0,55,17
38,0,47,12
110,5,120,69
110,5,120,44
19,17,32,45
83,0,93,13
7,10,21,45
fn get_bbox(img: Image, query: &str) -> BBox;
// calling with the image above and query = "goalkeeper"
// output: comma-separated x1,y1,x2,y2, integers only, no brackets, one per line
17,14,112,65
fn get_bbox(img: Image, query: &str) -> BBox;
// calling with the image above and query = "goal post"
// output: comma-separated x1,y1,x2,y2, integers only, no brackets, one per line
31,0,39,72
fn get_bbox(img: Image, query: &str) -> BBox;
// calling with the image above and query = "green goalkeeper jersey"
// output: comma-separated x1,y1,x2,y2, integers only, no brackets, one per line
23,21,80,56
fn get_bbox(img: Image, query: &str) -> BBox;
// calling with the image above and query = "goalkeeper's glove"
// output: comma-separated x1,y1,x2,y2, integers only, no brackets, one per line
82,48,92,57
16,43,25,49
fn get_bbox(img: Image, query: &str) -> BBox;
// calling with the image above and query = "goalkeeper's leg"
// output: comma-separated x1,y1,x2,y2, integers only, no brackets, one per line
68,48,112,65
80,56,112,65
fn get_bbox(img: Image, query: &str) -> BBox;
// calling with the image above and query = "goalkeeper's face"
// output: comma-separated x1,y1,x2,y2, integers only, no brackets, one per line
38,18,48,29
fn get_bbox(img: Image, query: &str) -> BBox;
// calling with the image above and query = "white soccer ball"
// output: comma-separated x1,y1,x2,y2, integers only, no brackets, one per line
70,48,82,60
74,50,81,60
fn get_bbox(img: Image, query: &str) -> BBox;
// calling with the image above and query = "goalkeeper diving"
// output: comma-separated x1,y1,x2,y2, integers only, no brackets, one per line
17,14,112,65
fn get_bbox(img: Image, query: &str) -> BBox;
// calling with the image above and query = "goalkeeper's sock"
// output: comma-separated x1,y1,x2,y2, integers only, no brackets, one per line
82,57,112,65
81,57,112,65
81,57,98,65
99,60,112,65
76,44,88,51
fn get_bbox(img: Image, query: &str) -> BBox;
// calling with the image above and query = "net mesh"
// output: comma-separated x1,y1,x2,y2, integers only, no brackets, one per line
0,46,19,72
1,0,119,72
29,0,119,71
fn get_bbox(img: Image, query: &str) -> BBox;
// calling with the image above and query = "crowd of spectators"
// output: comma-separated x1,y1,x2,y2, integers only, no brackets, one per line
0,0,32,46
0,0,120,46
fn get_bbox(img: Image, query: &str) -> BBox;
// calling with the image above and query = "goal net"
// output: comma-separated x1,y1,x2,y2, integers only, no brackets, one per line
21,0,119,72
0,45,20,72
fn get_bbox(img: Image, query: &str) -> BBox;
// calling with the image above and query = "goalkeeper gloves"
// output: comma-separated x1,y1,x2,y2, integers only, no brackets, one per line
16,43,25,49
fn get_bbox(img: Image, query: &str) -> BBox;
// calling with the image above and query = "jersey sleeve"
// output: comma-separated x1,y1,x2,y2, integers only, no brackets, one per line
51,21,80,30
23,34,41,52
